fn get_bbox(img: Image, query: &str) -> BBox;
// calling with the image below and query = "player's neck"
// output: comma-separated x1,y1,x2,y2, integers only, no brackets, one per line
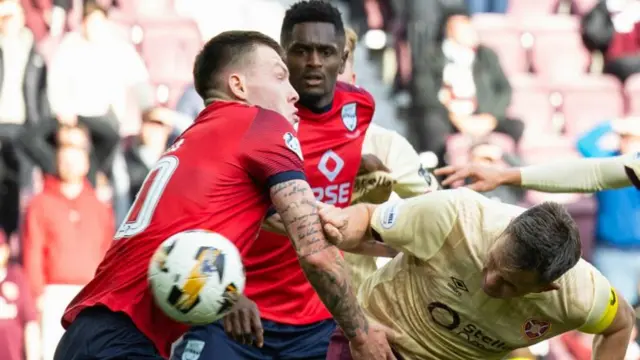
60,181,85,199
204,91,244,106
298,93,334,113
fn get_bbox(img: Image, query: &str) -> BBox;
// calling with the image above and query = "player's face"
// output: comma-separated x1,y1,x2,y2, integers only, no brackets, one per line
243,45,300,124
284,22,347,104
482,240,551,299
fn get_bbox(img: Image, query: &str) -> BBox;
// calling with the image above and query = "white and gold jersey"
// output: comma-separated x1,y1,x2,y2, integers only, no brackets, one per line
358,189,618,360
624,152,640,189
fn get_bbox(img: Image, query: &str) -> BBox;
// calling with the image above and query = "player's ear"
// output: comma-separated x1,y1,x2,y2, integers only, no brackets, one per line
228,73,249,101
339,50,348,74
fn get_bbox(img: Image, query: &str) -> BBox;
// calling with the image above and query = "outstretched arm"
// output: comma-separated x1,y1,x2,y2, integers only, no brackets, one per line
269,180,369,340
436,155,635,193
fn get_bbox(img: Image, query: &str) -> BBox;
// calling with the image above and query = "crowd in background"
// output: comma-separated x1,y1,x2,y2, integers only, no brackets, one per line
0,0,638,359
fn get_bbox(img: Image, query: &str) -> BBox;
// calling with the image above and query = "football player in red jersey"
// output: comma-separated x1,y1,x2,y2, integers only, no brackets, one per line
54,30,393,360
171,2,396,360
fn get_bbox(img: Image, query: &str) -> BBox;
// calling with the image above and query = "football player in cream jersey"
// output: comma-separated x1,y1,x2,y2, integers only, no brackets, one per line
320,188,636,360
337,27,439,291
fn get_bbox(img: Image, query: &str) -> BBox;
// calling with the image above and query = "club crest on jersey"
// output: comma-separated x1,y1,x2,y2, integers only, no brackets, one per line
283,132,303,160
341,103,357,132
522,318,551,340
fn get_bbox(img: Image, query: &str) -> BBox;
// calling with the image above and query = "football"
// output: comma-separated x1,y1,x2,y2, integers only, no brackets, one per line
148,230,245,325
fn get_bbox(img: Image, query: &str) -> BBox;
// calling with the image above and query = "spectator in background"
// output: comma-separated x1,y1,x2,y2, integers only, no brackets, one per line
21,125,113,360
20,0,69,41
465,0,508,14
0,0,50,237
45,0,153,176
576,118,640,306
411,7,523,165
123,107,175,201
582,0,640,82
0,231,40,360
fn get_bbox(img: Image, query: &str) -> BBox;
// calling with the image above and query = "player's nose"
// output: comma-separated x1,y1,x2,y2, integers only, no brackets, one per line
288,83,299,103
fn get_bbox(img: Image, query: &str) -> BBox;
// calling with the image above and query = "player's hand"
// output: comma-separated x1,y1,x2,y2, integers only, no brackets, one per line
222,295,264,348
359,154,391,175
434,164,505,191
349,323,397,360
317,202,349,248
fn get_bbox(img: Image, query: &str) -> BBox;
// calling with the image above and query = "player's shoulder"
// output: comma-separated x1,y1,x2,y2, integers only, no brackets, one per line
335,81,375,108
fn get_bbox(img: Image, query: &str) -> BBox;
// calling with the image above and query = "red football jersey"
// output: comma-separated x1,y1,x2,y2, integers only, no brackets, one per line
243,82,375,325
62,102,305,356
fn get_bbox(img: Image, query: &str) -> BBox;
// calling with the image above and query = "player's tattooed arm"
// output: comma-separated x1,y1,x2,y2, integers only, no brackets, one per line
270,179,370,340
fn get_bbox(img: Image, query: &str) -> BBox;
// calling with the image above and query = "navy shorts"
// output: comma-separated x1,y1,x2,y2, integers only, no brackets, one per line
171,319,336,360
54,306,164,360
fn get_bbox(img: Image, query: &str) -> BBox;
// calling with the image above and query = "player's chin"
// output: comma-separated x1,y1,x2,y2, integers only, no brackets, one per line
299,86,328,99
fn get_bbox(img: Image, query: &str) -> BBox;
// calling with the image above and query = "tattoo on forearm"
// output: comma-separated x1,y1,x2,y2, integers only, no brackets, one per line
270,180,369,338
300,253,369,338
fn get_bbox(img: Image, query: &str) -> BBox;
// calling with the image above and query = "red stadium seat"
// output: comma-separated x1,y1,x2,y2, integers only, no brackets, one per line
139,17,202,85
508,75,555,133
554,75,624,138
572,0,599,15
117,0,176,18
473,15,527,75
624,73,640,116
523,16,590,79
508,0,558,15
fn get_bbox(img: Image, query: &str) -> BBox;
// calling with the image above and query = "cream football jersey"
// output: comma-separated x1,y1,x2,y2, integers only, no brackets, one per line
624,151,640,189
346,124,441,291
358,189,618,360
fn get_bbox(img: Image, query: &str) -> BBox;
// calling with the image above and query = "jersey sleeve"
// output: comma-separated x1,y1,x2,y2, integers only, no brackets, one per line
623,152,640,189
386,131,440,197
240,108,306,189
369,189,463,260
560,260,619,334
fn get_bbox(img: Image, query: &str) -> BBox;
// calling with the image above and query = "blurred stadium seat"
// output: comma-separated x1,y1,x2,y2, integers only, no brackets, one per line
507,0,558,15
625,73,640,116
523,16,590,79
554,75,624,138
138,16,202,106
472,14,528,75
572,0,599,15
117,0,175,18
508,74,555,133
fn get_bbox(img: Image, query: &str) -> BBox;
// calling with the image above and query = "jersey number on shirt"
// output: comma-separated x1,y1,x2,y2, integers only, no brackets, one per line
114,156,179,239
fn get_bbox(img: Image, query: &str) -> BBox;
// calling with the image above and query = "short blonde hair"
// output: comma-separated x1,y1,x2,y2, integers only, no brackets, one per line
345,27,358,64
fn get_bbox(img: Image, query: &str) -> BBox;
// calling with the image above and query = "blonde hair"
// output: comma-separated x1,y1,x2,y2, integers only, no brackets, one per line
345,27,358,64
